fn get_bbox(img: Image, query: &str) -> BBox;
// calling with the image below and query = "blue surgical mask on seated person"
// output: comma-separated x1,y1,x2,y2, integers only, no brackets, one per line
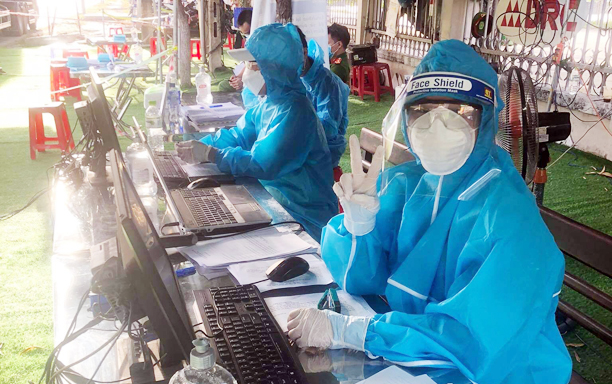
407,106,477,176
243,67,265,96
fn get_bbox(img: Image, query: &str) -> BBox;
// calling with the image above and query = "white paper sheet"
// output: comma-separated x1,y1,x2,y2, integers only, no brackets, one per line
356,366,434,384
179,227,316,268
264,290,376,332
233,62,246,76
227,253,334,292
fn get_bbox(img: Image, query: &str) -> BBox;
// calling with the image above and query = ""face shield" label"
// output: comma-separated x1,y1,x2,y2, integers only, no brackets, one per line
406,72,495,106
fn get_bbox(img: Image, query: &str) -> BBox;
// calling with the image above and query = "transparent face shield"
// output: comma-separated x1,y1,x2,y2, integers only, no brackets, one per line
379,72,494,195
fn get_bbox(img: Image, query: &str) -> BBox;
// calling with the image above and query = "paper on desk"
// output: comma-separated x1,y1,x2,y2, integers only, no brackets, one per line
356,366,435,384
227,253,334,292
264,290,376,332
179,227,316,268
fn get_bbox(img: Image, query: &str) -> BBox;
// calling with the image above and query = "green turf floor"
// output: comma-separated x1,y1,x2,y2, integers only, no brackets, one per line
1,44,612,383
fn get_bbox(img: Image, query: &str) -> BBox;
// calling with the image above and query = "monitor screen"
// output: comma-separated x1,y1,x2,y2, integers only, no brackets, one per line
110,149,194,366
88,69,121,154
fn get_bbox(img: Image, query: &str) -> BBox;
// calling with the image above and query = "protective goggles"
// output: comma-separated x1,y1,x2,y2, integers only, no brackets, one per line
404,101,482,131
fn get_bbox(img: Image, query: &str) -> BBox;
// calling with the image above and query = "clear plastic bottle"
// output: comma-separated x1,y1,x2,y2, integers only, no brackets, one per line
132,43,143,64
195,67,213,105
131,25,139,42
169,339,237,384
125,141,157,197
145,103,165,152
140,196,160,230
167,81,182,134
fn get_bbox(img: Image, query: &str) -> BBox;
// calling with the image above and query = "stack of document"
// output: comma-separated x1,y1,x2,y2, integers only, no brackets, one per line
227,253,334,293
179,227,317,277
182,103,245,125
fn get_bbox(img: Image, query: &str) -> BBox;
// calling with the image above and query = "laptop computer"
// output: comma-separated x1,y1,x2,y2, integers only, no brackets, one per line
135,123,272,235
151,150,235,185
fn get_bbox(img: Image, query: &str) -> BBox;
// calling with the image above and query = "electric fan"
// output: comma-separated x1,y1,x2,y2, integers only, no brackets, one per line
497,66,571,204
497,66,539,185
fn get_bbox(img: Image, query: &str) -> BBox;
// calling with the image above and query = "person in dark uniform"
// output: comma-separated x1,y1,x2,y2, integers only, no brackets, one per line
327,23,351,84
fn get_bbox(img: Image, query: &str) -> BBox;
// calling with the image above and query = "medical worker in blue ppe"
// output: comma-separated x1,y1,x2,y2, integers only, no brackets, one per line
286,40,571,384
176,23,337,242
240,28,350,174
299,35,350,171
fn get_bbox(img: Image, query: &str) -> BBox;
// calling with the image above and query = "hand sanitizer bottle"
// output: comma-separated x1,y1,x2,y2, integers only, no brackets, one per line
169,338,237,384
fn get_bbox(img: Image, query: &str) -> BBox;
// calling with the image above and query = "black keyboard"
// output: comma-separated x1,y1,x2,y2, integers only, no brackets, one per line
194,286,308,384
154,155,187,180
180,189,238,227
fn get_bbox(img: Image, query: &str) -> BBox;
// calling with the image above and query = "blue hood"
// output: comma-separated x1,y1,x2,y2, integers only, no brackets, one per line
246,23,307,101
302,38,326,84
402,40,504,177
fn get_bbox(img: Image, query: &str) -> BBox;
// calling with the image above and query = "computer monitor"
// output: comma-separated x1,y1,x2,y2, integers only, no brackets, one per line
88,69,122,154
109,149,195,367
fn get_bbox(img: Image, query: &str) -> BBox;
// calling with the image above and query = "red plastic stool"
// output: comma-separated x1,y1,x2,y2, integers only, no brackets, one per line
50,64,82,101
62,49,89,59
108,27,124,36
191,39,201,60
150,36,167,55
224,32,234,49
351,63,394,102
97,43,129,59
29,102,75,160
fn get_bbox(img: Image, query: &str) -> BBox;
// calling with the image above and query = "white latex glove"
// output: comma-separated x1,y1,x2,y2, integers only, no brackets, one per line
333,135,384,236
287,308,334,349
175,140,216,164
287,308,370,351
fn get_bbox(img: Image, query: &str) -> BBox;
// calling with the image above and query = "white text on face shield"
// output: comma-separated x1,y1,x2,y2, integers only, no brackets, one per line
410,76,473,92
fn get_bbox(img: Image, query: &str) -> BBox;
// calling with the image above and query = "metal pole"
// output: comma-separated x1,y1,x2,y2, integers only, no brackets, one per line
157,0,162,83
199,0,206,69
75,0,82,35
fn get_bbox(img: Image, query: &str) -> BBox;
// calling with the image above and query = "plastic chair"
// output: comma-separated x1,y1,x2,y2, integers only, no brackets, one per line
50,64,82,101
150,36,167,55
351,62,394,102
29,102,75,160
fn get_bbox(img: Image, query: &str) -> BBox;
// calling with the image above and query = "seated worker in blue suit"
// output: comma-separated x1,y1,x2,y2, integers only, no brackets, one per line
242,27,350,177
297,28,349,179
176,23,338,242
285,40,571,384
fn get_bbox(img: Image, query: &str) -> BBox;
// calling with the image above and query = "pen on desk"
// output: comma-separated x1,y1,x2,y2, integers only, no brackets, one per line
176,266,196,278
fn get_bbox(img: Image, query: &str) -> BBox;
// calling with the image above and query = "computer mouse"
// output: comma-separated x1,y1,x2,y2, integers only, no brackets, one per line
266,256,310,282
187,177,220,190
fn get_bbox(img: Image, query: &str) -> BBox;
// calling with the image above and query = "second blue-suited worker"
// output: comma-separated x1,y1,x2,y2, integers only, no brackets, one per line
176,23,337,242
285,40,571,383
241,29,350,175
300,34,349,173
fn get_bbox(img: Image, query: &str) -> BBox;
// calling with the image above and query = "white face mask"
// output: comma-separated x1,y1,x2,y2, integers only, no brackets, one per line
243,67,265,96
408,106,476,176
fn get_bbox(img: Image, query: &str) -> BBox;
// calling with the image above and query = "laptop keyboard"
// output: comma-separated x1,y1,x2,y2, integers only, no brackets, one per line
180,189,238,227
154,155,186,179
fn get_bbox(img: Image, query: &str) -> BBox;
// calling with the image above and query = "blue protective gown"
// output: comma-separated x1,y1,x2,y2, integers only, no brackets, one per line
241,87,260,110
301,40,350,168
320,40,571,384
201,23,338,241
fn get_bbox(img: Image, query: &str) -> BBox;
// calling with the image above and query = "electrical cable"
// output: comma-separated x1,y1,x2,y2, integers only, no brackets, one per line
0,187,50,222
